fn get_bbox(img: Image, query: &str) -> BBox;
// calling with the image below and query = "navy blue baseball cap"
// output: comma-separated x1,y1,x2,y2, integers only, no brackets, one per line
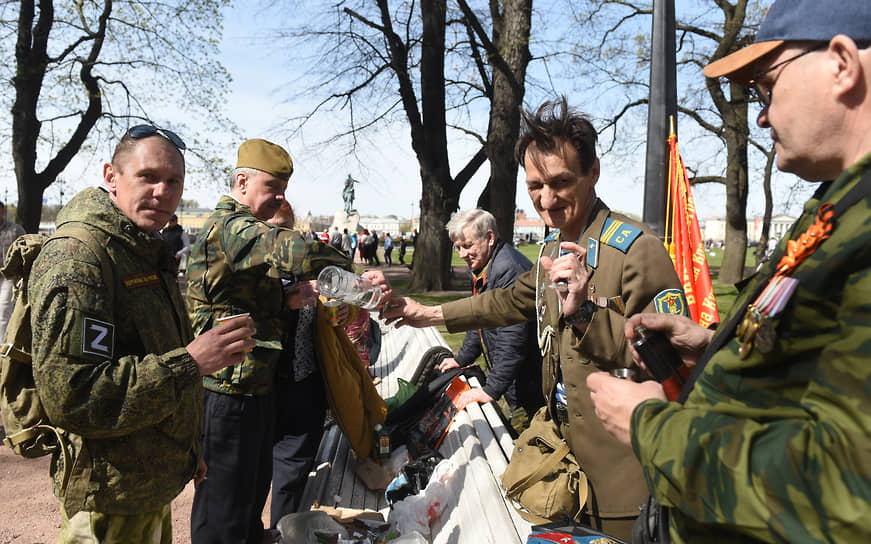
704,0,871,85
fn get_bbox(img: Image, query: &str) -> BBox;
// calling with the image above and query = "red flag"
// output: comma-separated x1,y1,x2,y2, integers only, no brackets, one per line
665,119,719,327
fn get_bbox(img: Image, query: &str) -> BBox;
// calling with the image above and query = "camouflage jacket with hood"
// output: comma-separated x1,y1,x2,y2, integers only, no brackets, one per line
29,187,200,517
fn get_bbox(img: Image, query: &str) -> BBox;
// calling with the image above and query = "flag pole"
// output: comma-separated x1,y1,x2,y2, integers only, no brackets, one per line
643,0,677,237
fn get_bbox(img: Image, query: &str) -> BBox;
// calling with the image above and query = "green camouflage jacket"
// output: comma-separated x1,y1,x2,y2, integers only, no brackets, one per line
632,152,871,543
443,200,686,519
29,187,200,517
185,195,349,395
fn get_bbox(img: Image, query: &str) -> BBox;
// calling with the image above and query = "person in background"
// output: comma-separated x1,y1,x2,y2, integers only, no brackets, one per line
361,230,370,264
159,213,190,276
368,229,380,266
383,233,394,265
341,228,352,258
588,2,871,542
329,226,342,249
0,200,25,339
438,208,544,429
398,234,407,265
350,229,358,261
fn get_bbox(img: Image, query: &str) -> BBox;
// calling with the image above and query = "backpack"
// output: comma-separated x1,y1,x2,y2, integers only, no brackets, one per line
0,223,113,490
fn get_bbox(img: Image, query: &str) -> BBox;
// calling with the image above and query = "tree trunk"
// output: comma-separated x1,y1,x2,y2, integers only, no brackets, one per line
10,0,109,232
11,0,51,232
483,0,531,242
408,0,455,291
718,82,749,285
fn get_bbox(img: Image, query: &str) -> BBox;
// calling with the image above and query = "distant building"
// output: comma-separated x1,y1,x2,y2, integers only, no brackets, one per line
361,216,402,236
702,215,796,243
513,210,546,242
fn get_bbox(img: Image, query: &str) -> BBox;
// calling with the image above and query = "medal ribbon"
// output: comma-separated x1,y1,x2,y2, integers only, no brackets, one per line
773,203,835,277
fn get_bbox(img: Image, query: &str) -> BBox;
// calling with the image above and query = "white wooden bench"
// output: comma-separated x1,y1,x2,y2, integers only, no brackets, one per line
300,318,533,543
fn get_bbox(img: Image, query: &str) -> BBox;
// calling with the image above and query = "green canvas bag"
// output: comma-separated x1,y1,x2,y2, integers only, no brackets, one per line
0,224,113,494
500,405,588,524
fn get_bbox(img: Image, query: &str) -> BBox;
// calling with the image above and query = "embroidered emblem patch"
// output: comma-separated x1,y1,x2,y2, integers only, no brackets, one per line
654,289,689,316
82,317,115,359
123,271,160,288
600,218,642,253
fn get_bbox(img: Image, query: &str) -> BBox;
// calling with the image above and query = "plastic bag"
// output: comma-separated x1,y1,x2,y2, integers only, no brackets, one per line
387,460,455,539
385,378,418,413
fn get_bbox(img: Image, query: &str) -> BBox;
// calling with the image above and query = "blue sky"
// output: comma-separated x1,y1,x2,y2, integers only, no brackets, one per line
12,0,813,223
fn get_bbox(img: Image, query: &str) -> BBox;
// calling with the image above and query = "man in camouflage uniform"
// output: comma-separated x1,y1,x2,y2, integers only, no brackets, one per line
588,2,871,542
29,127,255,543
186,139,350,544
383,98,687,540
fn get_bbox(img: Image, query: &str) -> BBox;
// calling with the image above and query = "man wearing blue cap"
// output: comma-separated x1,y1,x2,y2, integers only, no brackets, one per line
587,1,871,542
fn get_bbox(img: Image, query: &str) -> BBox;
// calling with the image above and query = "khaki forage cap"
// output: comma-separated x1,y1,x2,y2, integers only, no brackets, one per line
236,139,294,180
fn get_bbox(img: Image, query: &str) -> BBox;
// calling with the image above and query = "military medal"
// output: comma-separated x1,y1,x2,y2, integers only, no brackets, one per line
736,202,833,358
755,318,776,353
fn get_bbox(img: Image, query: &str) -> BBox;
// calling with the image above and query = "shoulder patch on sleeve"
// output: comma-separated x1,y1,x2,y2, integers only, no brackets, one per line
81,317,115,359
600,218,642,253
543,229,560,243
653,289,689,316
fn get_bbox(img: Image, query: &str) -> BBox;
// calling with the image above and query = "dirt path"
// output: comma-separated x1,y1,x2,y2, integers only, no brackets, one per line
0,444,272,544
0,445,201,544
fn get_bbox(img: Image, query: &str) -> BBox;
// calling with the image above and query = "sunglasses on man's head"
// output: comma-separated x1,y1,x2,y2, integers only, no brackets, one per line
126,124,187,152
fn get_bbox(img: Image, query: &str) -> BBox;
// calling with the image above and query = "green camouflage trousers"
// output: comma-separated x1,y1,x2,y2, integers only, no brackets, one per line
59,504,171,544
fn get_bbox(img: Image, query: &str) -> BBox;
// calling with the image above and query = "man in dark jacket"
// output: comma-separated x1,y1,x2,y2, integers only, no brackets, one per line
437,209,544,425
159,214,189,275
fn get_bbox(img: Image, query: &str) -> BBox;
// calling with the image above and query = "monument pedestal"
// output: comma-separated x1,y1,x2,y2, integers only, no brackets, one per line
332,210,361,233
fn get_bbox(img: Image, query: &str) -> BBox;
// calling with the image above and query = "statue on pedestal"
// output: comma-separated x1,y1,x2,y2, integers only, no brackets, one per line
342,175,359,215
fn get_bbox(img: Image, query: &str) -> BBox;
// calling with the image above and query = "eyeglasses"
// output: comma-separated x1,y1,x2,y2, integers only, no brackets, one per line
748,43,825,108
126,124,186,152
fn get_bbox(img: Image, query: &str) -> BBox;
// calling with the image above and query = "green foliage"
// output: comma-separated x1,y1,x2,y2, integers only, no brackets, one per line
1,0,238,193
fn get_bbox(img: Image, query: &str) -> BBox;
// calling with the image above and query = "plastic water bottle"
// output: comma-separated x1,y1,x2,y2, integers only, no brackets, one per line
316,266,382,309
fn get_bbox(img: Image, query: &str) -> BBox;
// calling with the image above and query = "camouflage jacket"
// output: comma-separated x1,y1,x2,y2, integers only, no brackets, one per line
29,187,200,517
443,200,686,518
632,152,871,543
185,195,349,395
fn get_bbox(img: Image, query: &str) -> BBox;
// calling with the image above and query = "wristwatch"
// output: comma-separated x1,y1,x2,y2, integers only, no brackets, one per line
563,300,596,325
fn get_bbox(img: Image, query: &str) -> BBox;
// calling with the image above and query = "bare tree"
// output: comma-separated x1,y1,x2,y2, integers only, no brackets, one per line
2,0,234,232
458,0,531,241
278,0,531,291
568,0,782,284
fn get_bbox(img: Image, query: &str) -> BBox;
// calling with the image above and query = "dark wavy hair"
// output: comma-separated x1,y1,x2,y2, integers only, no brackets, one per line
515,96,598,175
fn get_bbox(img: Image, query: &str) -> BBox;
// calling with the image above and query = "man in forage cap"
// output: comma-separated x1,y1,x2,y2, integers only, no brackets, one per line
186,139,353,543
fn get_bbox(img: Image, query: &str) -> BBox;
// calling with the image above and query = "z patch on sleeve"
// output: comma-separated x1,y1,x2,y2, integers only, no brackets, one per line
654,289,689,316
82,317,115,359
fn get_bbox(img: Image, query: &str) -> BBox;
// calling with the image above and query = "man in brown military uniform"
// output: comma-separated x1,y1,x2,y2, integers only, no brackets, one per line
383,97,687,540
